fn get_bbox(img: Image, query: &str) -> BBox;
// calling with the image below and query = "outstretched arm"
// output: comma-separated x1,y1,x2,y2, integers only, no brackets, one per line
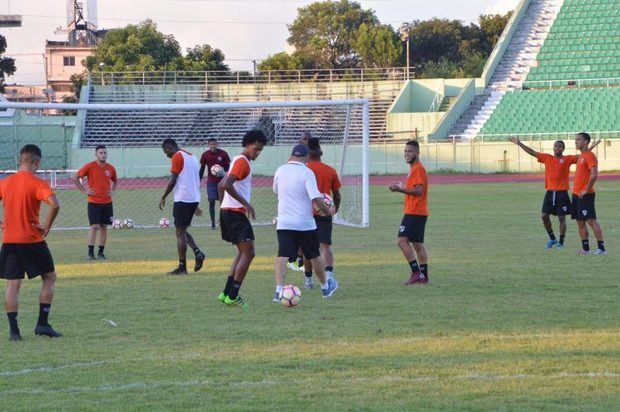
509,136,539,158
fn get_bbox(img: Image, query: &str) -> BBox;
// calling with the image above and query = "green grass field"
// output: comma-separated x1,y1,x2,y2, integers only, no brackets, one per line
1,181,619,410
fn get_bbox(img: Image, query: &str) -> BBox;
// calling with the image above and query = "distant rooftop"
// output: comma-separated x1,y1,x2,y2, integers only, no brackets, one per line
0,15,22,28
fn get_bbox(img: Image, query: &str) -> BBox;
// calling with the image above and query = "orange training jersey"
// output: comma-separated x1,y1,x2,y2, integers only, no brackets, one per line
536,153,578,191
404,162,428,216
76,161,117,204
306,160,342,215
573,151,598,195
0,171,55,244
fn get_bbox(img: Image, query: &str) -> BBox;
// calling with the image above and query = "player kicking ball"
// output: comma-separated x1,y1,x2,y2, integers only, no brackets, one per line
390,140,429,285
217,130,267,308
159,139,206,275
0,145,62,340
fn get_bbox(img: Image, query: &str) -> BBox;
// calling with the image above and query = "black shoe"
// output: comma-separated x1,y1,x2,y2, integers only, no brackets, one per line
97,253,106,260
34,324,63,338
168,266,188,276
194,251,206,272
9,332,22,341
88,253,97,261
211,223,216,230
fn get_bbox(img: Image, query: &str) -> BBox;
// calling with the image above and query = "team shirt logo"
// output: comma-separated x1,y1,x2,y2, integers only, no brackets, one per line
105,170,111,177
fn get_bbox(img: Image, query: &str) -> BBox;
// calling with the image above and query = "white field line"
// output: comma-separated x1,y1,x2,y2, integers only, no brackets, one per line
0,372,619,396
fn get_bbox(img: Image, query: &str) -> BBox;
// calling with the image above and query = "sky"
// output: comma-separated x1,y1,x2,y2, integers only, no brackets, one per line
1,0,519,85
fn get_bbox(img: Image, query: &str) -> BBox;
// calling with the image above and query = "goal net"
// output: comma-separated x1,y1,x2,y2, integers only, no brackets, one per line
0,100,369,230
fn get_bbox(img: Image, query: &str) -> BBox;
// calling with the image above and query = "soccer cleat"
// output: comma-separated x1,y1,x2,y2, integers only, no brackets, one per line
34,324,63,338
404,271,426,285
218,292,227,303
87,254,97,261
272,291,281,303
9,332,22,341
168,266,188,276
194,251,206,272
557,243,564,250
576,249,591,255
304,276,315,289
224,295,248,308
287,262,298,272
321,278,339,298
545,239,558,249
97,253,106,260
211,223,217,230
593,249,608,255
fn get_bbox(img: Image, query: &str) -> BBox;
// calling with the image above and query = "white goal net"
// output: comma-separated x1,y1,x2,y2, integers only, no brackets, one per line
0,100,369,229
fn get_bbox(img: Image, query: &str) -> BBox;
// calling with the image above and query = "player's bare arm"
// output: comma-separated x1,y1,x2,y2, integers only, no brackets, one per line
579,166,598,198
509,136,539,157
220,173,255,220
332,188,342,212
199,164,206,180
159,173,178,210
71,174,95,196
109,180,118,198
389,183,424,196
35,194,60,238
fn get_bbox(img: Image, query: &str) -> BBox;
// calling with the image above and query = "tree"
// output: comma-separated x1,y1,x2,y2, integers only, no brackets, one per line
181,44,229,71
69,73,87,100
479,13,513,52
355,24,402,68
407,19,464,65
257,53,305,71
287,0,378,68
0,35,16,93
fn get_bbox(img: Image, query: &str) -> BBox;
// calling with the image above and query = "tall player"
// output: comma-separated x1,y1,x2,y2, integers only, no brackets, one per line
199,138,231,230
389,140,429,285
303,137,341,288
159,139,206,275
72,145,118,260
572,132,606,255
217,130,267,307
0,145,62,341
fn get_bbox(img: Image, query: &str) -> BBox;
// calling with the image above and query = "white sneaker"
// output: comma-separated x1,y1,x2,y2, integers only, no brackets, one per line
272,291,281,303
304,277,314,289
287,262,298,272
593,249,608,255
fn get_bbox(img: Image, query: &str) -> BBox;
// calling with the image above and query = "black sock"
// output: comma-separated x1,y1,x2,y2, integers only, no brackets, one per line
559,235,565,245
582,239,590,252
228,280,241,299
209,201,216,225
223,276,234,295
420,264,428,279
38,303,51,326
7,312,19,335
325,266,333,272
179,259,187,268
409,260,420,273
88,245,94,255
288,256,296,263
547,230,556,241
597,241,605,252
98,245,105,255
305,271,313,279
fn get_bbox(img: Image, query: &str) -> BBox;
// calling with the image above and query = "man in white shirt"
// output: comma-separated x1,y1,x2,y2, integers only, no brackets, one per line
272,144,338,301
159,138,205,276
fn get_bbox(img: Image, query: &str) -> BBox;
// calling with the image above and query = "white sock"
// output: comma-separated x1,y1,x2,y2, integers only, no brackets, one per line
326,270,333,279
275,284,283,294
320,282,329,290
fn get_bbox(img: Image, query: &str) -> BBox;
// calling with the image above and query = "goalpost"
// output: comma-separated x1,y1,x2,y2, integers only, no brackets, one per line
0,99,370,230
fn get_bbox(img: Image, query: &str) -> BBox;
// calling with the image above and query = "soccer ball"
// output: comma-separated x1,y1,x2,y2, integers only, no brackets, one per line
272,216,278,225
112,219,122,230
123,218,134,229
210,164,225,178
159,218,170,228
315,193,334,216
280,285,301,307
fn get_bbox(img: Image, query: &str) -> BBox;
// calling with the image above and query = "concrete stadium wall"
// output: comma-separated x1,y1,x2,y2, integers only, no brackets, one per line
428,79,476,140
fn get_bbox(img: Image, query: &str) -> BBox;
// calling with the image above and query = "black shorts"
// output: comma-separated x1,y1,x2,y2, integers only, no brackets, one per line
571,193,597,221
0,242,55,280
173,202,199,228
220,209,254,244
398,214,427,243
277,230,321,260
541,190,572,216
88,202,113,226
314,215,333,245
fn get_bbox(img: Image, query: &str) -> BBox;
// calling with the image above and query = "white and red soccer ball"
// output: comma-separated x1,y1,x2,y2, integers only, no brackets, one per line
314,193,334,216
280,284,301,307
210,164,226,178
159,218,170,228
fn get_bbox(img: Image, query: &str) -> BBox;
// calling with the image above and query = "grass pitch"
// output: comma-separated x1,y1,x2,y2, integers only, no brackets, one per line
0,181,619,410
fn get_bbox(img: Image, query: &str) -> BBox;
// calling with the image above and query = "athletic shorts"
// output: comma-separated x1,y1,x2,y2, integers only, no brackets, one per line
0,242,55,280
541,190,572,216
571,193,597,221
207,181,219,202
277,230,321,260
88,202,113,226
314,215,333,245
398,214,427,243
220,209,254,244
173,201,199,228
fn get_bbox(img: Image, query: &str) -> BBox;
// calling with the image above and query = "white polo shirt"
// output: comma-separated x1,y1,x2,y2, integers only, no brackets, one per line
273,161,322,231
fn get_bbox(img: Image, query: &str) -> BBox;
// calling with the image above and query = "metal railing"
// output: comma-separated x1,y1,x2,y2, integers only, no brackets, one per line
521,77,620,89
448,130,620,142
428,92,442,112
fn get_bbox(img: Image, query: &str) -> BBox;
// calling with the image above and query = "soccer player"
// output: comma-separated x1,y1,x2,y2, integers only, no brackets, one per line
272,144,339,301
159,138,206,275
199,138,231,230
72,145,118,260
0,144,62,341
389,140,429,285
572,132,606,255
509,136,600,249
217,130,267,307
303,137,342,288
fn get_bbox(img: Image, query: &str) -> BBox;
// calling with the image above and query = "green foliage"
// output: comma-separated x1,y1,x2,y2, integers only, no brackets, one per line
180,44,229,71
69,73,87,100
355,24,402,68
257,52,305,71
0,35,16,93
480,12,513,50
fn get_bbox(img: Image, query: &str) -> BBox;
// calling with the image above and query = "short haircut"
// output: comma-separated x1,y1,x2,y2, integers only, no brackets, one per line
577,132,591,143
95,144,107,152
301,131,312,139
161,138,177,148
208,138,217,143
554,140,565,149
20,144,42,162
243,130,268,147
406,140,420,150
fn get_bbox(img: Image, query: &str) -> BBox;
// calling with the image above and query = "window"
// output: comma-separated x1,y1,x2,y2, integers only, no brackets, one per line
63,56,75,66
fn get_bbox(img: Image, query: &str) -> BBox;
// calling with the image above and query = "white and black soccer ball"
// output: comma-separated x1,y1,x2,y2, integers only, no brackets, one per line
280,285,301,307
159,218,170,228
123,218,134,229
112,219,122,230
210,164,226,178
314,193,334,216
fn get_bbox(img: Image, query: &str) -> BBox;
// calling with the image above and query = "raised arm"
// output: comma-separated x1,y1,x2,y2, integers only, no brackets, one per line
509,136,540,158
